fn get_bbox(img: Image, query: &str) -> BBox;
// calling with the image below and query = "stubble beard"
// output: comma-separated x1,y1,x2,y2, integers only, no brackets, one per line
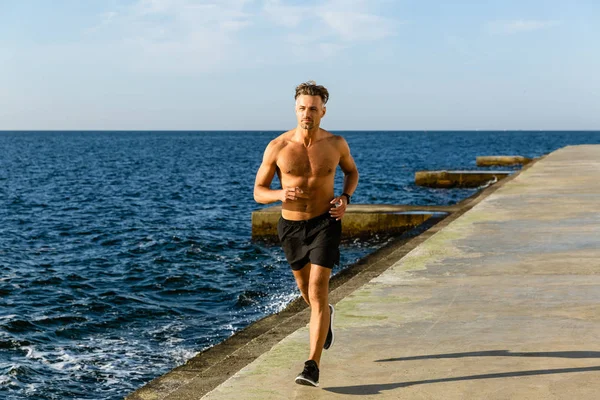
301,122,314,130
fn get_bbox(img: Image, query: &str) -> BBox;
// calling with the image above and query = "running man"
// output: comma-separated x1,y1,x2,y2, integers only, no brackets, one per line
253,81,359,386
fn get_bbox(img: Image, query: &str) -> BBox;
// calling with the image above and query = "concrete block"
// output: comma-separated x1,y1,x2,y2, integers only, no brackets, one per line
415,170,511,188
252,205,449,240
477,155,532,166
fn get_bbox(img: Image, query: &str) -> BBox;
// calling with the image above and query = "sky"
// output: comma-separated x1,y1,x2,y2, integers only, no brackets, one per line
0,0,598,130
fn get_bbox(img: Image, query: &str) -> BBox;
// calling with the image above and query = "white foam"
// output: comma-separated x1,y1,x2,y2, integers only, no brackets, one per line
137,239,157,249
24,383,38,395
263,291,297,314
0,274,17,282
23,346,37,359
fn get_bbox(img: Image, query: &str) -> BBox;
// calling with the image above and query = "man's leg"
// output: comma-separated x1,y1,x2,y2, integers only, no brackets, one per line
307,264,331,367
292,263,331,366
292,263,312,306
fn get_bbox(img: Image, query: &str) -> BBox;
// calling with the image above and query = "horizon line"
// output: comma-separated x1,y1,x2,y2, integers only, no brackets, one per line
1,129,599,133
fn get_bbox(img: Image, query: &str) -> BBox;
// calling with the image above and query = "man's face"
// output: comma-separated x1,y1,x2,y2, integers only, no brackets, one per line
295,95,326,130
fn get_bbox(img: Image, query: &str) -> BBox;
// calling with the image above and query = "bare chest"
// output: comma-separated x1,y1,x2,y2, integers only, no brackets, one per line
278,146,339,178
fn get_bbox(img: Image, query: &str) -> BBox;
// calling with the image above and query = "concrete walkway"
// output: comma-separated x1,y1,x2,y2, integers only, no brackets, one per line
202,145,600,399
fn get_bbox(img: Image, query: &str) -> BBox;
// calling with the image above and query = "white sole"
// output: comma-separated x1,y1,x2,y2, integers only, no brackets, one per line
295,377,319,387
325,304,335,350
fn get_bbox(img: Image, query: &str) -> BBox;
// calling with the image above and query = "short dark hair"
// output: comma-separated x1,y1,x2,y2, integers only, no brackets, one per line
295,81,329,104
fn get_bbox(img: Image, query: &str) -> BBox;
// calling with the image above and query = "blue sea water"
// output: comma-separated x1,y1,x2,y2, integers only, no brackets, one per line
1,130,599,399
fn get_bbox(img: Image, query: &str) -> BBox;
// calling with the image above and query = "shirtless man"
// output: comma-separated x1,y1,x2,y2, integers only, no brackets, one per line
254,81,359,386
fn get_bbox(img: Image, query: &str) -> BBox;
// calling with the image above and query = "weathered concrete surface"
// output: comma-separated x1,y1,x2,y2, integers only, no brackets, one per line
252,205,453,240
477,155,533,166
415,170,512,188
201,145,600,399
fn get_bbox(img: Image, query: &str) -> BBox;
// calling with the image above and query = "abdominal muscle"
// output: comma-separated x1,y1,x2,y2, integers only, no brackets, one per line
281,178,335,221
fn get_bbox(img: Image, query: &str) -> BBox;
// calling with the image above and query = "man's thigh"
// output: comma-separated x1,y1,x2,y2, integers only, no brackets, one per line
308,264,331,298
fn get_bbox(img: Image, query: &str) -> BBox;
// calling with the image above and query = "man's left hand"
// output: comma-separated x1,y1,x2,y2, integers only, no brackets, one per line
329,196,347,221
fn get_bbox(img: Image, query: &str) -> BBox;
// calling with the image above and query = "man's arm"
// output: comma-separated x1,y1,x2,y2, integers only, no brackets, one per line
338,137,359,198
254,141,306,205
254,141,284,204
329,137,359,220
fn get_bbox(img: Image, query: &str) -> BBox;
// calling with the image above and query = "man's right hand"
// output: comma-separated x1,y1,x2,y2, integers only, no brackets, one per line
281,187,304,203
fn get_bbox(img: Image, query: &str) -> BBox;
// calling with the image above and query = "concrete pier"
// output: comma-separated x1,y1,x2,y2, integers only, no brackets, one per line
128,145,600,400
252,205,451,240
415,170,511,188
476,155,532,166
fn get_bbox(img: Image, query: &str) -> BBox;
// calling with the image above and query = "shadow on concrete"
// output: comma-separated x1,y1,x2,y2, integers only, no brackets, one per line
375,350,600,362
323,365,600,395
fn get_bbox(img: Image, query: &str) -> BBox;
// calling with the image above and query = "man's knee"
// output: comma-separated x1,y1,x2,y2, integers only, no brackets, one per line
307,266,330,304
308,288,327,306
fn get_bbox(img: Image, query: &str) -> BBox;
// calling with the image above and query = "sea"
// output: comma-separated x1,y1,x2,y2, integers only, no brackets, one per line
1,130,599,399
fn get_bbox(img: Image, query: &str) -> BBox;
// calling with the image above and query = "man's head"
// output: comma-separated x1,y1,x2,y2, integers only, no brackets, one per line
294,81,329,131
295,81,329,105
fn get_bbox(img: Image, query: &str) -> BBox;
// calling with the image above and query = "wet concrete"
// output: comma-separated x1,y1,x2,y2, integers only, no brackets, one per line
198,145,600,399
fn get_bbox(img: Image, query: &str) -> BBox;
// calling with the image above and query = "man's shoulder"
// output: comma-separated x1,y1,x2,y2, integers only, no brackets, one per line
269,131,293,147
320,130,347,147
320,131,351,157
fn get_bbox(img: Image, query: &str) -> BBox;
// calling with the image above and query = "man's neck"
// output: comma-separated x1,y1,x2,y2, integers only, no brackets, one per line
294,126,320,147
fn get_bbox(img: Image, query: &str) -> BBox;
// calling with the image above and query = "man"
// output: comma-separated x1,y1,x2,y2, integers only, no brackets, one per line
253,81,359,387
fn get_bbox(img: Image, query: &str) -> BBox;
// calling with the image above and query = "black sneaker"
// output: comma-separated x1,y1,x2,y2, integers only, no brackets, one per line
295,360,319,387
323,304,335,350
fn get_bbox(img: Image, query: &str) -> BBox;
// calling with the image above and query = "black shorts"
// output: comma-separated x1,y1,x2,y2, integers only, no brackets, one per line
277,212,342,271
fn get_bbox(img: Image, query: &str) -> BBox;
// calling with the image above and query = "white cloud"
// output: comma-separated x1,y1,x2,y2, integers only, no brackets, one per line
318,11,396,41
317,42,348,58
487,19,560,35
264,0,397,42
81,0,400,72
86,0,256,73
102,11,118,23
263,0,310,27
261,0,398,60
